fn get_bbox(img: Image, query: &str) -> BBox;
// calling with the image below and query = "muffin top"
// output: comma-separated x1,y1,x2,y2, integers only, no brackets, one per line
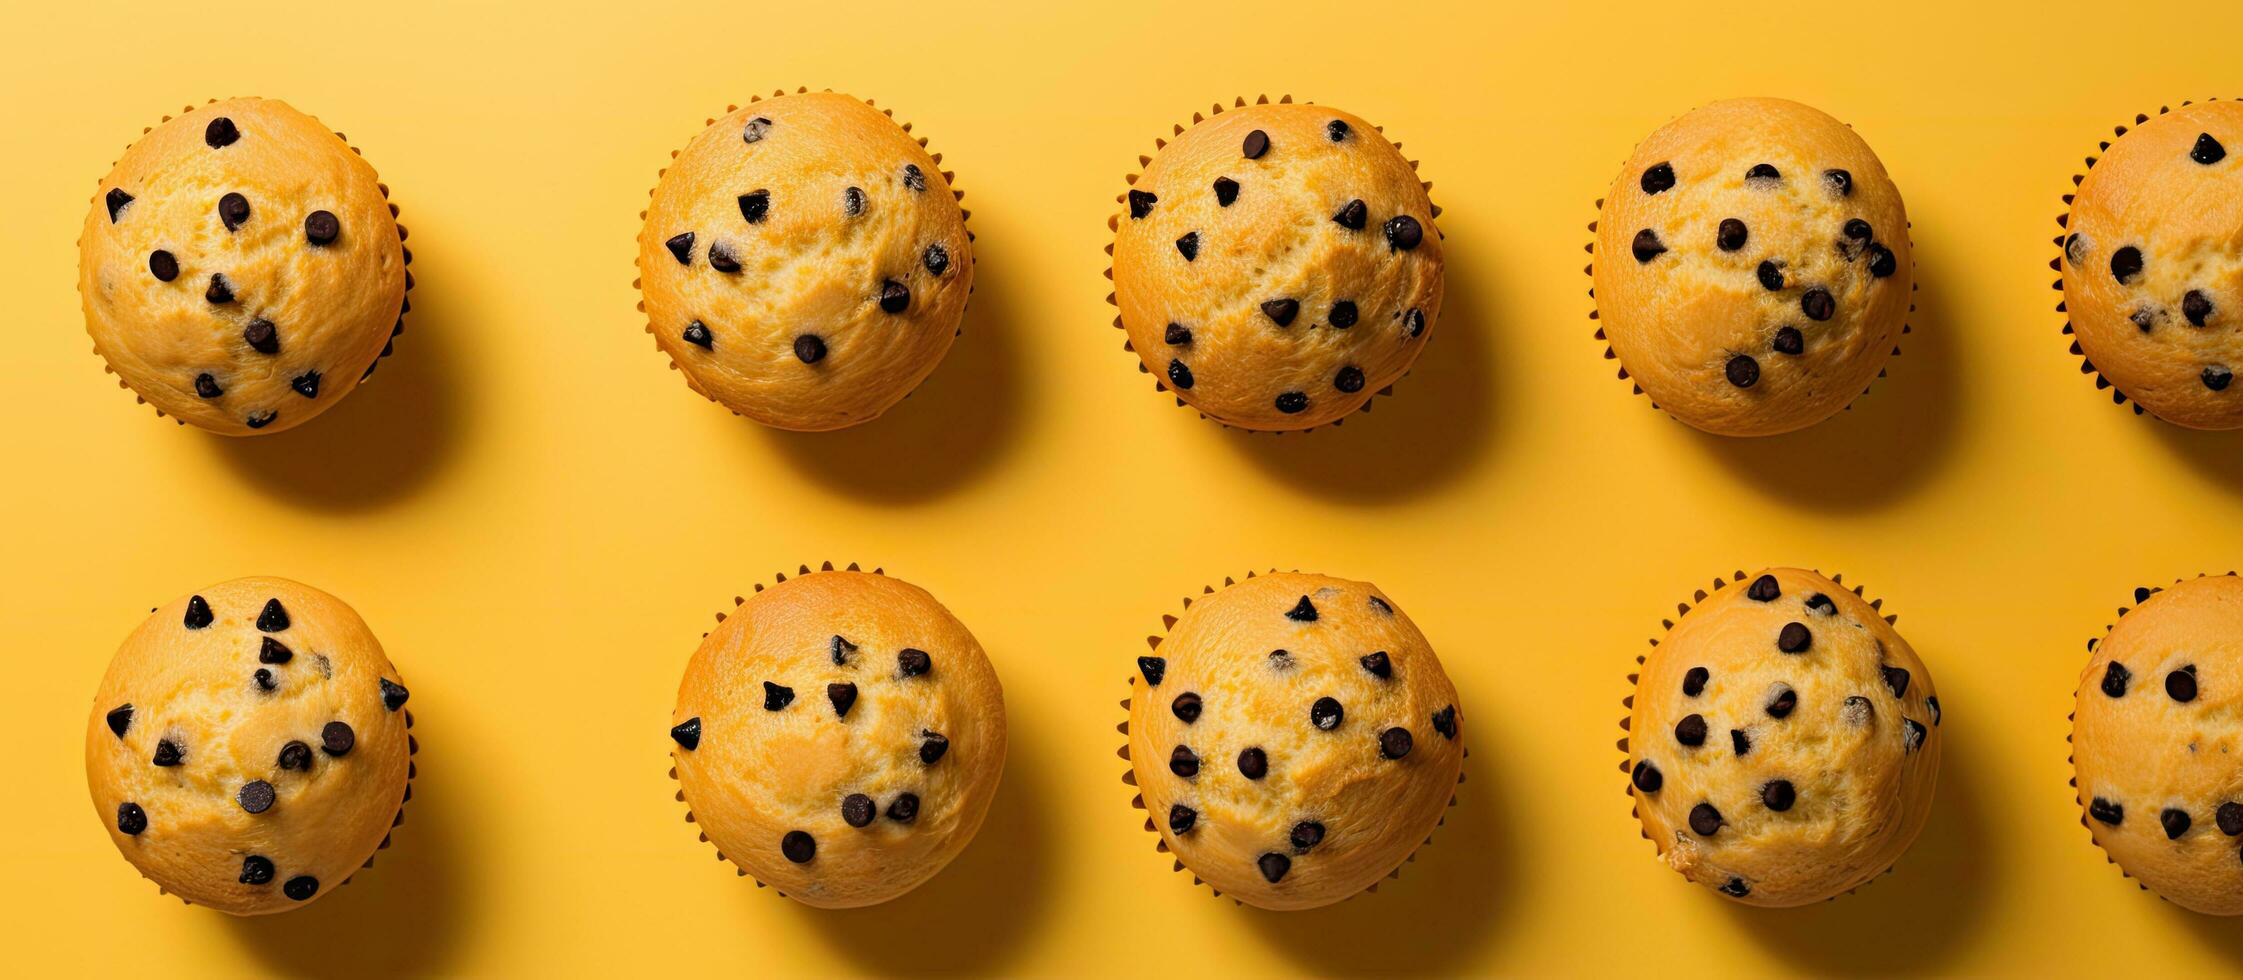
1595,98,1912,437
669,565,1006,908
1111,100,1444,431
78,97,408,436
1126,572,1463,910
84,577,413,915
2061,101,2243,429
637,91,973,432
1625,568,1939,907
2072,574,2243,914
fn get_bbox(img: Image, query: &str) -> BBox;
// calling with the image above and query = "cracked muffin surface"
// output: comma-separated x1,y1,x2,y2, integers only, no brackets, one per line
1127,572,1463,910
2072,574,2243,915
1112,101,1444,430
2062,101,2243,429
78,97,407,435
1595,98,1912,436
84,577,413,914
1625,568,1939,907
637,92,973,431
668,567,1005,908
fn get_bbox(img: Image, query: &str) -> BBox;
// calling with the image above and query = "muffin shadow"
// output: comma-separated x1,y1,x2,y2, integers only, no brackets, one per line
1720,723,1992,976
1227,264,1500,504
2174,893,2243,960
761,265,1024,504
212,277,466,512
2149,421,2243,491
794,728,1056,974
1242,747,1515,976
1692,278,1961,512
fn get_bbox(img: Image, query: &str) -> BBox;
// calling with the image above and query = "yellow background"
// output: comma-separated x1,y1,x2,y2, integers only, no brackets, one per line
8,0,2243,975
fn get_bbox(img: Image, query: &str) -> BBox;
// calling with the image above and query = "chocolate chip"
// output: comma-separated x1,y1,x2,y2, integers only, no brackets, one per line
178,596,215,630
1329,301,1358,329
278,741,312,771
2067,233,2092,267
1757,261,1785,291
321,721,355,757
793,334,827,365
879,279,911,313
1291,821,1326,850
1683,667,1709,697
1881,665,1911,699
1164,323,1192,346
738,190,770,224
1310,697,1344,731
240,856,275,885
1717,219,1748,252
670,717,701,750
1868,244,1897,278
242,319,280,355
1631,229,1667,263
830,636,857,666
1170,803,1197,834
2163,808,2193,839
704,242,742,274
2194,133,2227,165
298,211,342,250
1801,288,1835,321
1154,358,1190,392
1359,651,1392,678
1689,802,1723,836
2207,366,2235,391
1674,714,1708,747
887,793,920,823
2219,802,2243,836
843,187,866,217
922,243,950,276
920,732,949,764
898,648,932,678
1379,726,1413,759
682,321,713,349
1403,308,1426,337
1281,597,1320,625
1128,189,1157,219
902,164,926,193
260,637,293,664
117,802,147,836
781,830,816,863
1766,688,1797,718
1927,697,1942,725
1841,220,1873,243
1824,169,1853,196
1326,120,1350,142
149,250,179,282
1174,232,1200,261
190,373,223,399
1213,177,1239,207
1273,391,1308,415
1259,852,1291,883
2111,246,2144,284
238,780,276,814
290,371,320,398
153,739,182,767
1805,593,1837,615
219,193,251,232
741,116,771,143
283,876,319,901
105,188,133,222
1238,747,1269,779
1333,199,1368,230
1843,695,1874,724
1641,162,1676,195
1170,745,1201,779
1261,299,1300,326
256,671,280,694
1773,326,1804,355
246,411,278,429
2185,290,2215,327
1720,877,1751,897
827,682,857,718
1384,215,1423,251
1632,759,1662,793
205,274,235,305
2168,665,2198,702
1777,623,1811,653
256,598,288,632
1762,779,1796,811
1731,729,1752,755
842,794,875,828
1902,717,1928,751
763,682,795,711
2091,797,2124,825
1746,164,1781,181
1747,575,1781,602
1243,129,1270,159
1267,649,1294,670
1431,706,1458,740
381,679,410,711
1334,366,1366,394
1139,656,1165,687
1725,354,1760,388
205,117,240,148
1172,692,1203,724
106,705,133,738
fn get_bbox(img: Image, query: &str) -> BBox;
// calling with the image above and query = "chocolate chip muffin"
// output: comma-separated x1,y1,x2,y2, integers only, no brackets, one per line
636,90,973,431
84,578,415,914
1593,98,1913,436
2058,101,2243,429
2071,574,2243,914
668,563,1005,907
78,98,410,435
1108,98,1444,431
1124,571,1464,910
1622,568,1940,906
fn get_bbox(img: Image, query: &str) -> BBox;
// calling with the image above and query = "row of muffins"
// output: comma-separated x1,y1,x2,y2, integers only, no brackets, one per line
77,92,2243,436
84,565,2243,916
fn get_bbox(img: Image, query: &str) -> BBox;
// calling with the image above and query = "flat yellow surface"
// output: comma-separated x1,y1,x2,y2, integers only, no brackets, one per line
7,0,2243,975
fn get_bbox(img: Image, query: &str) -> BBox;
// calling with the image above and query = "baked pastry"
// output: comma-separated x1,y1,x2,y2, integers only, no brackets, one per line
1592,98,1913,436
78,97,410,435
2071,574,2243,914
1622,568,1940,906
1109,98,1444,431
667,563,1005,907
1125,571,1464,910
636,90,973,431
2058,100,2243,429
84,577,414,914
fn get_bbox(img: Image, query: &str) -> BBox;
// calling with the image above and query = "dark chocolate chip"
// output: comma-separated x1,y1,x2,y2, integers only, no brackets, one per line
1379,726,1413,759
1689,802,1723,836
255,670,278,694
1881,665,1911,699
257,599,289,632
887,793,920,823
843,186,866,217
827,682,857,718
1325,120,1350,142
238,780,276,814
1631,229,1667,263
1841,221,1873,245
195,373,223,398
1747,575,1781,602
1175,232,1199,261
1165,358,1194,390
106,704,134,738
1632,759,1662,793
2091,797,2124,825
1165,323,1192,345
219,192,251,232
105,188,134,222
240,856,275,885
278,741,312,771
260,637,293,664
1868,243,1897,278
781,830,816,863
1286,595,1318,622
1757,261,1784,291
706,242,741,273
2218,802,2243,836
1237,747,1269,779
1641,162,1676,195
245,411,278,429
149,250,179,281
1291,821,1326,850
923,243,950,276
2067,233,2091,267
1384,215,1423,251
283,876,319,901
1843,695,1874,724
205,117,240,148
153,739,183,767
1310,697,1344,731
1261,298,1300,326
1172,692,1203,724
1801,287,1835,321
741,116,771,143
2207,366,2235,392
1675,714,1708,747
842,794,875,828
794,334,827,364
898,648,932,678
1762,779,1796,811
1432,706,1458,740
1824,169,1853,196
117,802,147,836
1725,354,1760,388
1767,688,1797,718
1169,803,1197,834
1927,696,1942,725
1360,651,1392,678
2194,133,2228,165
1333,199,1368,230
1333,365,1365,393
1274,391,1309,414
304,210,340,246
902,165,926,193
1731,729,1752,755
1329,301,1358,328
321,721,355,757
1805,593,1837,615
1170,745,1200,777
2111,246,2144,284
920,732,949,765
831,636,857,666
1717,218,1748,252
763,682,795,711
206,274,235,305
2168,665,2198,703
1243,130,1270,159
2185,290,2215,327
1746,164,1781,181
1403,308,1426,337
380,679,410,711
879,279,911,313
1777,622,1812,653
1720,877,1751,897
1902,717,1927,751
1259,852,1291,883
670,717,701,750
1139,656,1165,687
181,595,215,629
2163,808,2193,839
290,371,320,398
682,321,713,349
738,190,770,224
1773,326,1804,355
1213,177,1239,207
1128,189,1157,219
242,319,280,355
